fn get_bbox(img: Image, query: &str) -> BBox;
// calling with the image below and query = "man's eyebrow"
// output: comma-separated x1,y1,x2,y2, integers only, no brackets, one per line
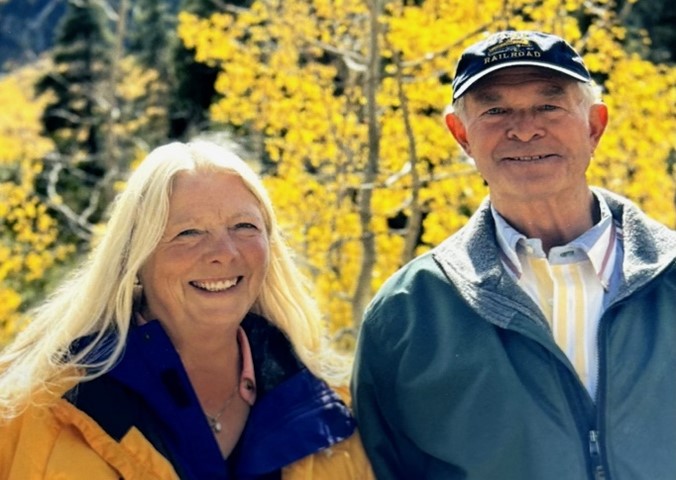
472,83,567,104
538,83,566,98
471,90,502,104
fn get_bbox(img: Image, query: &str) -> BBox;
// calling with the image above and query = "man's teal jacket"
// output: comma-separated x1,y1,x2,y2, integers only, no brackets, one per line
353,188,676,480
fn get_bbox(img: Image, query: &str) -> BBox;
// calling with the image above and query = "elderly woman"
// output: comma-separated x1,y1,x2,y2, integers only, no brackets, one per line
0,142,373,479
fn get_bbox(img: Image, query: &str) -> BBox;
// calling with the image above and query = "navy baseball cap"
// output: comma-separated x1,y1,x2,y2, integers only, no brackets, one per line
451,30,592,100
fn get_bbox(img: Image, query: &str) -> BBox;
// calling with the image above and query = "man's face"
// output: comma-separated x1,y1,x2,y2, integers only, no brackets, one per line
446,67,607,207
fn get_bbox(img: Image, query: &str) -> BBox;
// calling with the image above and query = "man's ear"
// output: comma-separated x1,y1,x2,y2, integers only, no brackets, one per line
588,103,608,150
444,113,471,155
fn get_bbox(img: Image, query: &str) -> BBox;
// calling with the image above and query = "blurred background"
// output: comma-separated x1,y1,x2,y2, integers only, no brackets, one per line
0,0,674,349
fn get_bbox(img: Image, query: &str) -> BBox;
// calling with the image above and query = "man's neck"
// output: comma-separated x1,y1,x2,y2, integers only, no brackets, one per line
492,189,599,253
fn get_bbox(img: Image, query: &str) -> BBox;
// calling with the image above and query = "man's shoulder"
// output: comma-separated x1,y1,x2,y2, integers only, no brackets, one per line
363,251,456,326
374,252,446,295
597,187,676,251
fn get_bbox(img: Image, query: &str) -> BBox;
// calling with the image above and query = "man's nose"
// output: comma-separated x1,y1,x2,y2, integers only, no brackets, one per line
506,111,545,142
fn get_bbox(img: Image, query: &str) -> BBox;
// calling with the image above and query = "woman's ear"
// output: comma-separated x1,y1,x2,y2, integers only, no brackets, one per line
445,113,471,155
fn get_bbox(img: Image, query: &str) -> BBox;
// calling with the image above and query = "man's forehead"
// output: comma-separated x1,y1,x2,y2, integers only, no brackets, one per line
468,67,574,96
467,67,576,102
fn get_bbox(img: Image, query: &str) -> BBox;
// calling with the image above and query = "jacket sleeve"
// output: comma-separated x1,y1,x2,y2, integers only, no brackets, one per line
351,307,427,480
0,400,178,480
0,410,26,479
0,402,118,480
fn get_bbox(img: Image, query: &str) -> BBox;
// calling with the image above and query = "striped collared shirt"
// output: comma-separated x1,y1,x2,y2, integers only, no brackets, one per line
492,195,621,398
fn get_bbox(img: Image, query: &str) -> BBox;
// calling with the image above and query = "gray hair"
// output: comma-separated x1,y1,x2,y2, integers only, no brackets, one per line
448,80,603,121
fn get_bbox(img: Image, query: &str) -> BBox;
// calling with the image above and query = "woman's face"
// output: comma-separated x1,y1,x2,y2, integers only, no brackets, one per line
138,170,269,333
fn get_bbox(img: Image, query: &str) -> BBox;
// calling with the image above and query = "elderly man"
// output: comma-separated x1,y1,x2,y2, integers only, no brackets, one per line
352,30,676,479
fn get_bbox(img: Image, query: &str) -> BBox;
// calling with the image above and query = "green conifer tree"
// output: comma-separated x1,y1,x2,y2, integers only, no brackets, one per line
129,0,176,76
168,0,253,139
34,0,114,243
36,0,112,157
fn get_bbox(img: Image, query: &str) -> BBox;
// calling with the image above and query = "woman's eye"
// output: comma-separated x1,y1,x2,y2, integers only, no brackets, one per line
234,222,259,230
177,228,201,237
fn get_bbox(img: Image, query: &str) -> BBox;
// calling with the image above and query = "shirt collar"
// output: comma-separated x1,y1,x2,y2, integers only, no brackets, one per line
492,193,617,289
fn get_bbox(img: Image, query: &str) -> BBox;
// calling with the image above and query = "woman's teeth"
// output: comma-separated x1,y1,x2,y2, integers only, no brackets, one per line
191,278,239,292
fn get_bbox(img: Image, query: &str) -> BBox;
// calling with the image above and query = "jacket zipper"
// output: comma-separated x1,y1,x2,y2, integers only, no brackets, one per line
590,300,619,480
589,430,606,479
591,324,604,480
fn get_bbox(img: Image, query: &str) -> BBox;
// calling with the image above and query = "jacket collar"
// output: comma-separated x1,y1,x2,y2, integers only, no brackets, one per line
68,314,355,479
432,188,676,327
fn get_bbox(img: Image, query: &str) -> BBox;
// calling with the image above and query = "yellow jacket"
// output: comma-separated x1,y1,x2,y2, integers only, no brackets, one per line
1,315,374,479
0,396,374,479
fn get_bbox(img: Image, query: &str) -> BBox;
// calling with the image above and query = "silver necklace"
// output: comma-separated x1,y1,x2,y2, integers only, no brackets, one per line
205,384,240,434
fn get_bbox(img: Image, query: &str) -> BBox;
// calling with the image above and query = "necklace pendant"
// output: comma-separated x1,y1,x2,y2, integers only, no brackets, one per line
209,418,222,433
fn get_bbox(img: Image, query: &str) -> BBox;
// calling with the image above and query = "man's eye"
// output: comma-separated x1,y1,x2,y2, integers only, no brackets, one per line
539,104,559,111
485,107,507,115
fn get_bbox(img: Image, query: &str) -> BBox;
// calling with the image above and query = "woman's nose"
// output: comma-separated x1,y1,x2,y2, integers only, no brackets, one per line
208,233,238,261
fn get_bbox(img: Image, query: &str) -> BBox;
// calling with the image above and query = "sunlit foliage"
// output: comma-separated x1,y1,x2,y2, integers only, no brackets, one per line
0,54,167,345
0,63,76,345
180,0,675,342
1,0,672,348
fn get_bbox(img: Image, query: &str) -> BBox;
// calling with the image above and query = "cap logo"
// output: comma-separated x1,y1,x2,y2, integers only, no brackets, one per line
484,37,543,65
451,31,592,100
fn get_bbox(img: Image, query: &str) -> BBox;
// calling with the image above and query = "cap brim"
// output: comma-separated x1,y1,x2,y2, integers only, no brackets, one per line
453,61,591,100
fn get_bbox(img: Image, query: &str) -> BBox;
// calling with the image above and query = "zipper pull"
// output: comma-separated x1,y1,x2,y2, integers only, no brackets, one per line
589,430,606,479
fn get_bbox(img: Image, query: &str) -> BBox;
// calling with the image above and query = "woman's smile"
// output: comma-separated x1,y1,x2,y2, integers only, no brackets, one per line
190,276,242,292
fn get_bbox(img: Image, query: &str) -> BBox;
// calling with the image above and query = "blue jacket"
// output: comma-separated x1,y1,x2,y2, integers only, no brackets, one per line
0,313,372,480
352,188,676,480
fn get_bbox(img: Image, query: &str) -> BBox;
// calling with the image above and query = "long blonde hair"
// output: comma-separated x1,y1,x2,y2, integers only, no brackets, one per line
0,141,341,420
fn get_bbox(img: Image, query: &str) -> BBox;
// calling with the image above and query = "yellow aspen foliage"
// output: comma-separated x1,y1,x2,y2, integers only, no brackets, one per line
105,56,171,155
0,63,76,345
0,288,22,346
587,59,676,226
180,0,675,339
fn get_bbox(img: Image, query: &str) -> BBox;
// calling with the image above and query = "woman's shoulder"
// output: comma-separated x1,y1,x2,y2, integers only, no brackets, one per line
283,427,375,480
0,398,101,478
276,378,374,479
327,383,352,406
1,396,179,480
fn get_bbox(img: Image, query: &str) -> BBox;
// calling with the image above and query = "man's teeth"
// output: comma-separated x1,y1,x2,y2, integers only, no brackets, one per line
511,155,547,161
192,278,239,292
